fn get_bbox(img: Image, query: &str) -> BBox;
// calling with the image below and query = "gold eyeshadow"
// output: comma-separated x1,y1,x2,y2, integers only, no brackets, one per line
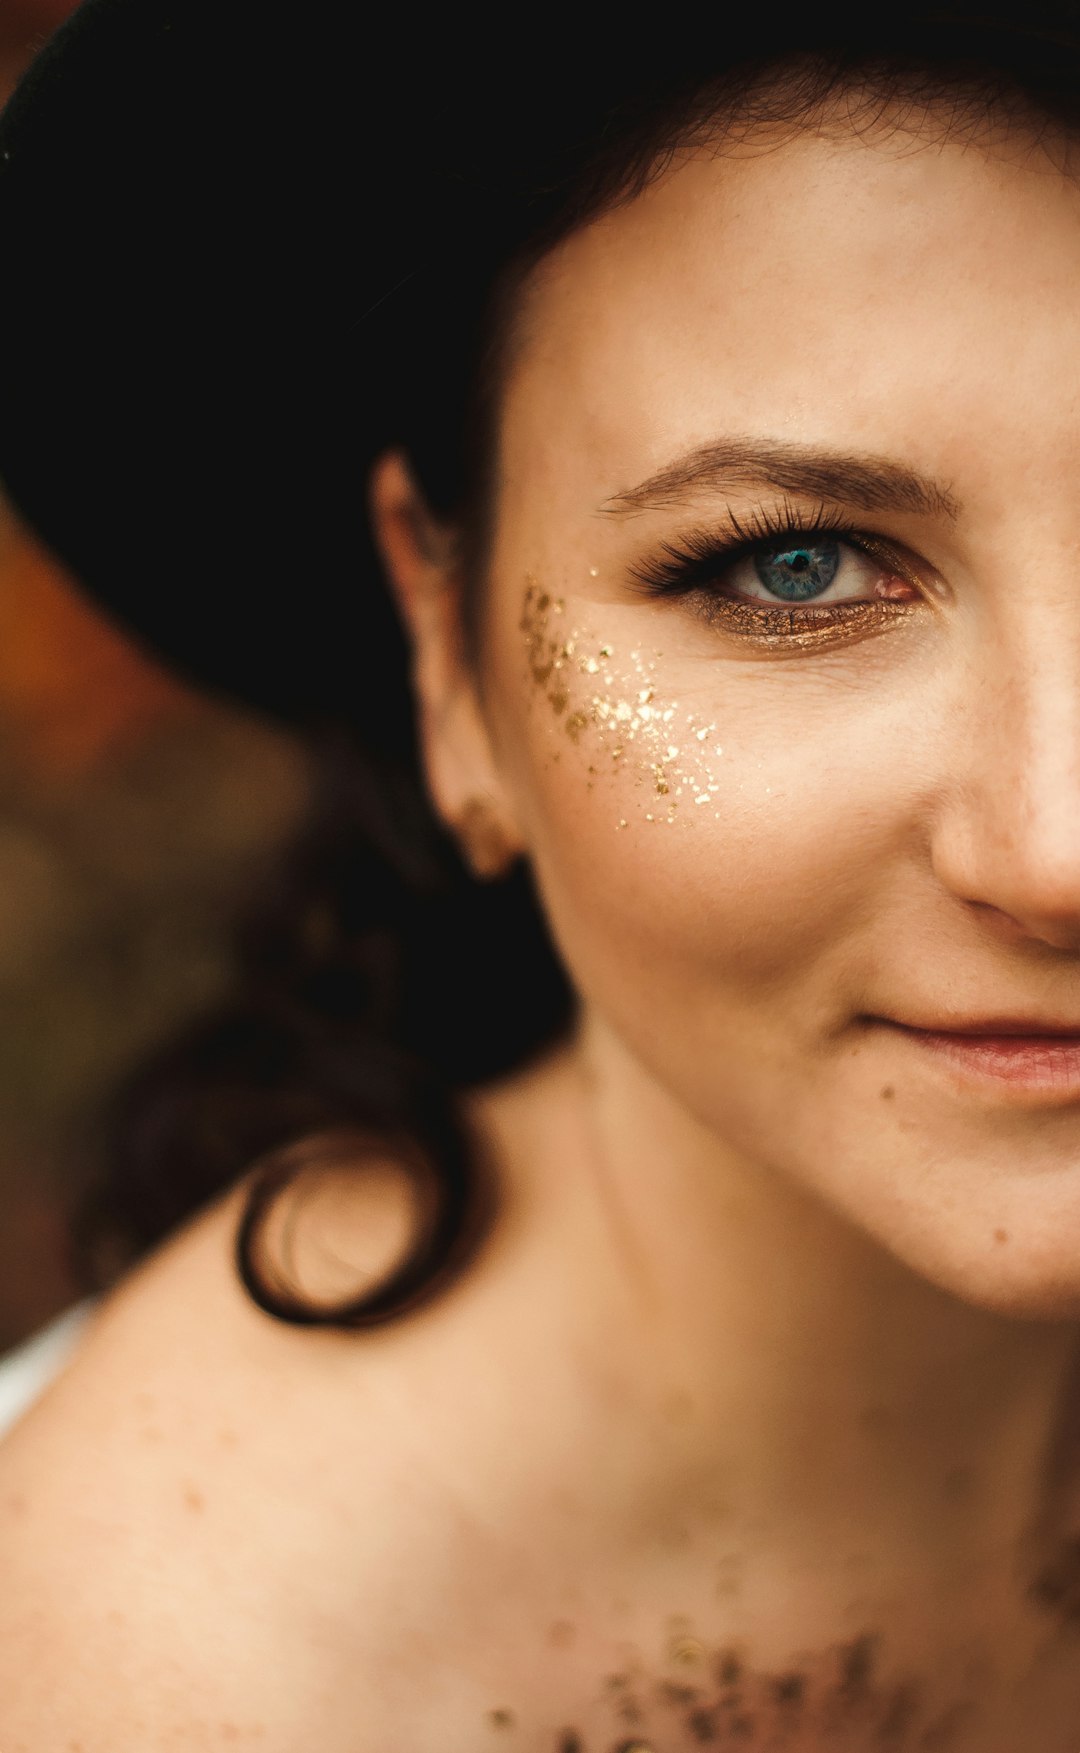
689,594,917,651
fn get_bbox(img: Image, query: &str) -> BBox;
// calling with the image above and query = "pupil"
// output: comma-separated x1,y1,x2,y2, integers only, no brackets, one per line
754,538,840,602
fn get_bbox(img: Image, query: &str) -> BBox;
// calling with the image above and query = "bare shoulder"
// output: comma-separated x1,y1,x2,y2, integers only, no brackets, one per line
0,1189,476,1750
0,1069,576,1751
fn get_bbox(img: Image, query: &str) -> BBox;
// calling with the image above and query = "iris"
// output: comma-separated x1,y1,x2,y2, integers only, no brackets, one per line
754,537,840,602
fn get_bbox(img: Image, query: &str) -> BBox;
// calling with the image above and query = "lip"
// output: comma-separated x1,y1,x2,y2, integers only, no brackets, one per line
884,1019,1080,1101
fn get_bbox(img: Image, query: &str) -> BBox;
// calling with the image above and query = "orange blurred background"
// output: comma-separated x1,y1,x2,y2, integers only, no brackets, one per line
0,2,311,1345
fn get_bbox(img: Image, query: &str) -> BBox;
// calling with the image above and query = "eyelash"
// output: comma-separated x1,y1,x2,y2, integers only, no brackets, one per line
628,503,920,645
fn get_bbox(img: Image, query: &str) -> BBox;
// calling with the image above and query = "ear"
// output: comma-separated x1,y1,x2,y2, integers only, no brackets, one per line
369,451,524,877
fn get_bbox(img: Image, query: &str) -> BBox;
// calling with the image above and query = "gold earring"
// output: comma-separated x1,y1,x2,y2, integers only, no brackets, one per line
455,796,517,880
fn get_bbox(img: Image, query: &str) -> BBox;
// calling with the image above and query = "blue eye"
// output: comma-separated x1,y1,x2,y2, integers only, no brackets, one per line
754,538,840,601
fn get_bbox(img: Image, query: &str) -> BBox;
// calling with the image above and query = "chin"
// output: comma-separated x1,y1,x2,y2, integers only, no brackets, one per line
909,1229,1080,1323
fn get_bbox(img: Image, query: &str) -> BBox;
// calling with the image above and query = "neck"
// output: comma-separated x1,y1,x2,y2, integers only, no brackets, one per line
493,1020,1080,1591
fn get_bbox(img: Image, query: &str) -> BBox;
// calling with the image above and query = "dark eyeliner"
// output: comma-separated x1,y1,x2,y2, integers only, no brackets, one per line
629,505,852,600
625,506,922,649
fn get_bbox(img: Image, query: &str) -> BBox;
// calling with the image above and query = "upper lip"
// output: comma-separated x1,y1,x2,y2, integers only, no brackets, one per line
887,1017,1080,1038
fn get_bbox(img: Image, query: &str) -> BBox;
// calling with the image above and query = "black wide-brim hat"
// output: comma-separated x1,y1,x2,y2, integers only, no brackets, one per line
0,0,504,734
0,0,1075,737
0,0,720,735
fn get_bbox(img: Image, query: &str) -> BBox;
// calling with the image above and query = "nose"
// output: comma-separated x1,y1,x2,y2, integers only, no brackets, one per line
930,638,1080,952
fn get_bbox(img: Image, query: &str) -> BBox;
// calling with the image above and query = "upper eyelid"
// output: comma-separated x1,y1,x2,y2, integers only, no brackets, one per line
629,513,866,593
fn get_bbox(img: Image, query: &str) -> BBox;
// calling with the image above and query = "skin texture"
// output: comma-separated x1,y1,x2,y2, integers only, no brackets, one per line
5,102,1080,1751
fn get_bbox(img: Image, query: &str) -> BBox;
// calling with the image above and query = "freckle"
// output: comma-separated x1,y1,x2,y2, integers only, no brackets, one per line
715,1556,742,1598
182,1483,206,1514
717,1649,743,1686
487,1707,516,1729
218,1427,239,1448
921,1701,975,1748
689,1705,719,1741
838,1633,877,1695
549,1619,576,1648
880,1085,895,1100
994,1229,1009,1244
656,1678,699,1706
880,1680,922,1740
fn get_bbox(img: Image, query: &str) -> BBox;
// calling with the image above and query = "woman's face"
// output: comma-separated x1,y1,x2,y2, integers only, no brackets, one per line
461,108,1080,1315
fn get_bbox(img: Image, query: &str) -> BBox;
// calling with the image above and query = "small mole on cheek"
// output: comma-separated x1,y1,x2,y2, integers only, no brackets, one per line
487,1707,516,1729
880,1085,895,1101
549,1619,577,1648
993,1229,1009,1245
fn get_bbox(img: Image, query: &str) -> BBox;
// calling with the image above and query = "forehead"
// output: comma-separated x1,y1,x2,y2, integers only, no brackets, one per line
495,121,1080,524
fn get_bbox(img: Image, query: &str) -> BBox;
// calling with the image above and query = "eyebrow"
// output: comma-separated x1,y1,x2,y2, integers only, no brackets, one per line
601,438,960,521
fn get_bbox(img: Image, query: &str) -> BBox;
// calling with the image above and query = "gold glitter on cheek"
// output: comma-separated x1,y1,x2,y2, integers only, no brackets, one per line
520,578,728,829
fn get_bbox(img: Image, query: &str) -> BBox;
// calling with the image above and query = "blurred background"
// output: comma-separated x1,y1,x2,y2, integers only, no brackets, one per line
0,0,312,1348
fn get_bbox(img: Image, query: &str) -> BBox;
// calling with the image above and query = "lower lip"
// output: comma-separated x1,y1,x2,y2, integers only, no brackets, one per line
895,1027,1080,1100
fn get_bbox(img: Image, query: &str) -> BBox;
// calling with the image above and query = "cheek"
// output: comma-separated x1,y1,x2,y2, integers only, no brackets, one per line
495,587,917,1079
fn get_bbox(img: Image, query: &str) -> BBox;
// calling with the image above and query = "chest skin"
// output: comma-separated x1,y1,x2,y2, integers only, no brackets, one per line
2,1202,1080,1753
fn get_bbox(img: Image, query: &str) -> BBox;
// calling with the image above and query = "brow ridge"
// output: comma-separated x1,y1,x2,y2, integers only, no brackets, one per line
602,438,960,521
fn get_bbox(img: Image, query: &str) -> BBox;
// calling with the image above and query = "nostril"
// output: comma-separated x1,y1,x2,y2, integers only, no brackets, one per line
967,897,1080,954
